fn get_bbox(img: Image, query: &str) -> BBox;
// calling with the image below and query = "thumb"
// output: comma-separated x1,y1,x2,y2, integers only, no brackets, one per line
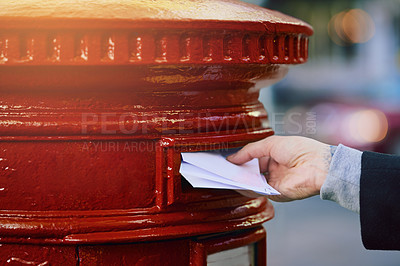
227,136,278,165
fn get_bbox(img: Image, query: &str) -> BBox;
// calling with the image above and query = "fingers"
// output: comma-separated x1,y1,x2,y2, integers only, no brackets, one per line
259,156,270,173
227,136,280,165
267,194,291,202
227,141,262,164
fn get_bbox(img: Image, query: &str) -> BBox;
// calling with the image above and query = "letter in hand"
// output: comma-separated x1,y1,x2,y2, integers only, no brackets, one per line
227,136,332,202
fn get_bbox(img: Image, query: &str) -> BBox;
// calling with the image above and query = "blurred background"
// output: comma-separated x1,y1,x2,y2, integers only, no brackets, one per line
243,0,400,265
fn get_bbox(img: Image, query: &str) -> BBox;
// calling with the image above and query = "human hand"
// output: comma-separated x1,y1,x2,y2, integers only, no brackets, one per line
227,136,333,202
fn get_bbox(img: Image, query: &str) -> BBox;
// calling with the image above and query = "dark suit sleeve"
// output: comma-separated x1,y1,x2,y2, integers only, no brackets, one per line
360,151,400,250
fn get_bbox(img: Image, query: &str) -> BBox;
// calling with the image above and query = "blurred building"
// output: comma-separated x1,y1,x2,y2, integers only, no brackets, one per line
262,0,400,153
239,1,400,266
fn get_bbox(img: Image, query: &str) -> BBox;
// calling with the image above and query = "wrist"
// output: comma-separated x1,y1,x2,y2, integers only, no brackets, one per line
314,144,336,193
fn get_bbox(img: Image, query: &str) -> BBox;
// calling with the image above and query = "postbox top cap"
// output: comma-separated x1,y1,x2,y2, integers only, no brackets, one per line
1,0,313,35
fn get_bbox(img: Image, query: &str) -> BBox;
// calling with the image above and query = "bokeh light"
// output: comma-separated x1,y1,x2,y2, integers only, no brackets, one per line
347,109,388,144
328,9,375,46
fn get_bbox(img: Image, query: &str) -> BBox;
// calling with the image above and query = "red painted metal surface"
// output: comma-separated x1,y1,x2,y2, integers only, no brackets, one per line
0,0,312,264
190,227,267,266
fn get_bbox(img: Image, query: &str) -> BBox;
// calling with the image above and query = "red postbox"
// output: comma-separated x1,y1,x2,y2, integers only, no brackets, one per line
0,1,312,265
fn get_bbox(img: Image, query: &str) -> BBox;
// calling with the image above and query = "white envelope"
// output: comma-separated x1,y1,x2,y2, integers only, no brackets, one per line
180,151,280,196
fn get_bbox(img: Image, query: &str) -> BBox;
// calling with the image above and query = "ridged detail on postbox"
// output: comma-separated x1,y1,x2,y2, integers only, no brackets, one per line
0,31,309,65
